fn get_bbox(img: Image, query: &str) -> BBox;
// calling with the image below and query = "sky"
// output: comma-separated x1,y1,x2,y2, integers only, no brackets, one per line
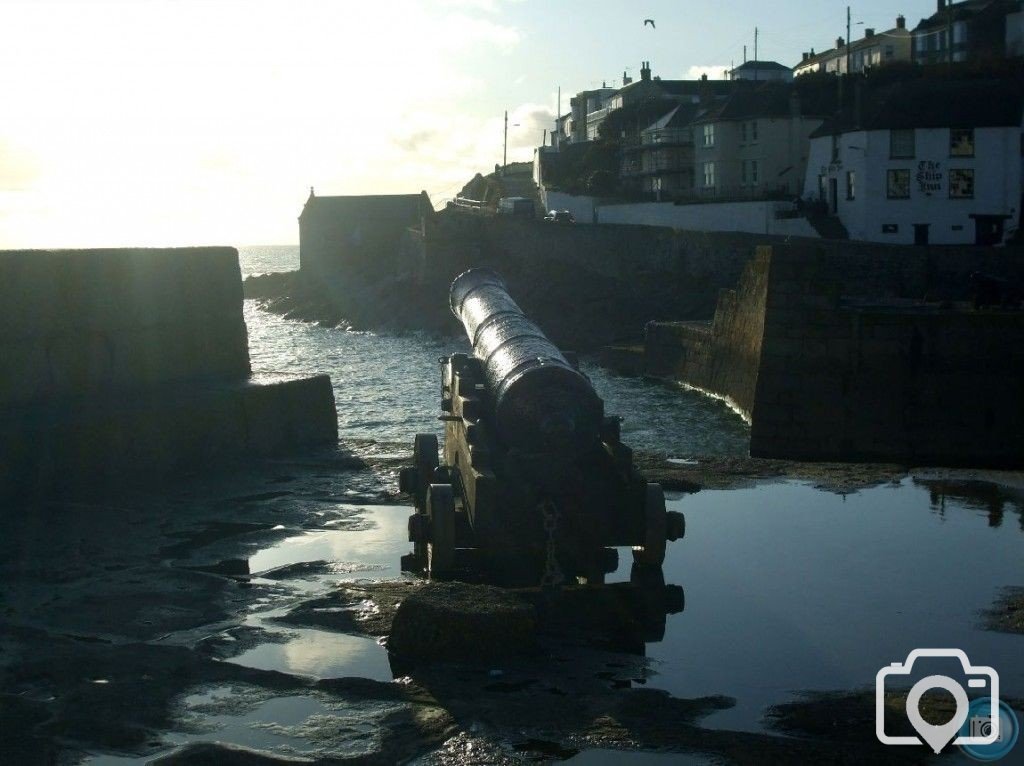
0,0,938,248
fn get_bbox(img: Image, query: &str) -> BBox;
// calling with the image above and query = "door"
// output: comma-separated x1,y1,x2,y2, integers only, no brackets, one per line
913,224,930,246
972,216,1005,246
828,178,839,214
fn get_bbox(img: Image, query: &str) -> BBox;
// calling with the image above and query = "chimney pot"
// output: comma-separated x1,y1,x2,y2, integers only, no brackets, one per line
837,36,845,49
897,14,906,29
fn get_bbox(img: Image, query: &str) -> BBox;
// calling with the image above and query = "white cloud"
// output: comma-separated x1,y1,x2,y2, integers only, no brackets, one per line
686,65,731,81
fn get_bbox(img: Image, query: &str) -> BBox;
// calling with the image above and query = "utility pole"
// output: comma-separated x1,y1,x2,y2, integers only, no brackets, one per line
754,28,759,81
846,6,851,75
556,86,561,148
947,1,954,69
503,109,508,169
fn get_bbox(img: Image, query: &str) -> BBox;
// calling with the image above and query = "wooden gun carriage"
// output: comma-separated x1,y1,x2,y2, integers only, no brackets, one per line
400,269,684,586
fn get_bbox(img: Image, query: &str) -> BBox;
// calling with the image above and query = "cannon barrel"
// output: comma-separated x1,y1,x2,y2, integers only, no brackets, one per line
450,268,603,453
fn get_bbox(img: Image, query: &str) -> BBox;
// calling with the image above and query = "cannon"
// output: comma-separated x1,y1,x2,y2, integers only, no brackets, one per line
400,268,684,586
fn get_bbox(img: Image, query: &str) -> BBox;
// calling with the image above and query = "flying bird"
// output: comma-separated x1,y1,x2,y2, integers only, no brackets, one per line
644,18,656,29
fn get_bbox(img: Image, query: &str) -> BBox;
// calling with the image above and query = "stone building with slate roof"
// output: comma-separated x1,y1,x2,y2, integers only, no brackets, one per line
298,190,433,278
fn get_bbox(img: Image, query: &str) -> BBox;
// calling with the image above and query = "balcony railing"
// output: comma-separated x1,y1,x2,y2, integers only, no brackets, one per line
622,183,797,204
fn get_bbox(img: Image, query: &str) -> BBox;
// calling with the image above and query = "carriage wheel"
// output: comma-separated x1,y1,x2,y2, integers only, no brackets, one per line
632,483,667,568
427,483,456,577
413,433,439,473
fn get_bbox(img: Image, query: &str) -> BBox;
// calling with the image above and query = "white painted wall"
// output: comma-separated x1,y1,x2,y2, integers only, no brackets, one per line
597,200,819,237
1007,10,1024,57
805,126,1022,245
539,187,598,223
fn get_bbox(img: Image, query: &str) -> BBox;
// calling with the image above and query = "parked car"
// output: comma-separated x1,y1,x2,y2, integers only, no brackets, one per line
543,209,575,223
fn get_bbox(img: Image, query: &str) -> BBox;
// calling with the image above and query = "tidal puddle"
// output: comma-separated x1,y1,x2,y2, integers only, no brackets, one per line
226,626,393,681
85,685,398,764
248,503,410,578
610,478,1024,732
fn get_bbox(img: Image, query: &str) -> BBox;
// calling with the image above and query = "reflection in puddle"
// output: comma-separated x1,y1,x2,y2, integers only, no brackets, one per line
248,504,410,576
607,478,1024,732
225,626,392,681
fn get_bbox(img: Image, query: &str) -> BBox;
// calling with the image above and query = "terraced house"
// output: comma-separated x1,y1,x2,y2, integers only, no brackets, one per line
804,79,1023,245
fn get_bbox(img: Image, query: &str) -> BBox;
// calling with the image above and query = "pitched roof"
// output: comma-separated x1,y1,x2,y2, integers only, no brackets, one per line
731,60,792,72
810,78,1024,136
643,102,702,132
299,192,431,222
794,26,911,69
690,82,837,123
914,0,1006,32
615,78,734,98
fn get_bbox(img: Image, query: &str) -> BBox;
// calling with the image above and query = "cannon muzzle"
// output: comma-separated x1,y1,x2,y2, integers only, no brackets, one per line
450,268,603,453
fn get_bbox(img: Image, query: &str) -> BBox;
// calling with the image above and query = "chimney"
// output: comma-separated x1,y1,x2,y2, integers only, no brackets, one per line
810,47,815,56
836,36,845,49
937,0,945,11
865,28,875,38
897,15,906,29
802,52,809,62
641,61,652,81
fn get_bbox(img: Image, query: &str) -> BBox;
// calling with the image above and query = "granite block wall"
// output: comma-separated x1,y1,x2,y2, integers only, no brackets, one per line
645,243,1024,467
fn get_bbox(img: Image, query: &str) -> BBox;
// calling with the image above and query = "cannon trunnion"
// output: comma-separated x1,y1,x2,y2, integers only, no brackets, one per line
400,269,684,586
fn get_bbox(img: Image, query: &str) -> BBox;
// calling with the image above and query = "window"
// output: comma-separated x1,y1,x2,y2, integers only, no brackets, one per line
702,124,715,147
702,161,716,187
741,122,747,142
751,159,759,184
751,121,759,141
949,168,975,198
950,128,974,157
890,129,915,159
887,169,911,199
846,170,856,200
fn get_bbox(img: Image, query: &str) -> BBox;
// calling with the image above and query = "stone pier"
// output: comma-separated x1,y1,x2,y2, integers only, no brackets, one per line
645,245,1024,467
0,247,337,495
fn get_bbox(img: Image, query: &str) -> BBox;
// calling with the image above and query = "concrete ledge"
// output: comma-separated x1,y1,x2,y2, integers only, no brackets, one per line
0,373,338,497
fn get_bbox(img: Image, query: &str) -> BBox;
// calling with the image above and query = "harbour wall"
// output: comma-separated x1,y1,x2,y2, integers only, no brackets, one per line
407,215,1024,351
1,248,338,496
645,244,1024,467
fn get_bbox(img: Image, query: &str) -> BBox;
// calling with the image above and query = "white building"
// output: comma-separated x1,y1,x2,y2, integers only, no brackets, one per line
728,60,793,82
794,17,912,77
803,80,1022,245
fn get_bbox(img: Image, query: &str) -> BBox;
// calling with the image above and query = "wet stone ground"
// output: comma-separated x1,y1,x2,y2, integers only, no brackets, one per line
2,446,1023,765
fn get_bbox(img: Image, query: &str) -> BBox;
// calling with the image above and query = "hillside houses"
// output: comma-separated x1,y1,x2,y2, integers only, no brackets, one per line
535,3,1024,245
